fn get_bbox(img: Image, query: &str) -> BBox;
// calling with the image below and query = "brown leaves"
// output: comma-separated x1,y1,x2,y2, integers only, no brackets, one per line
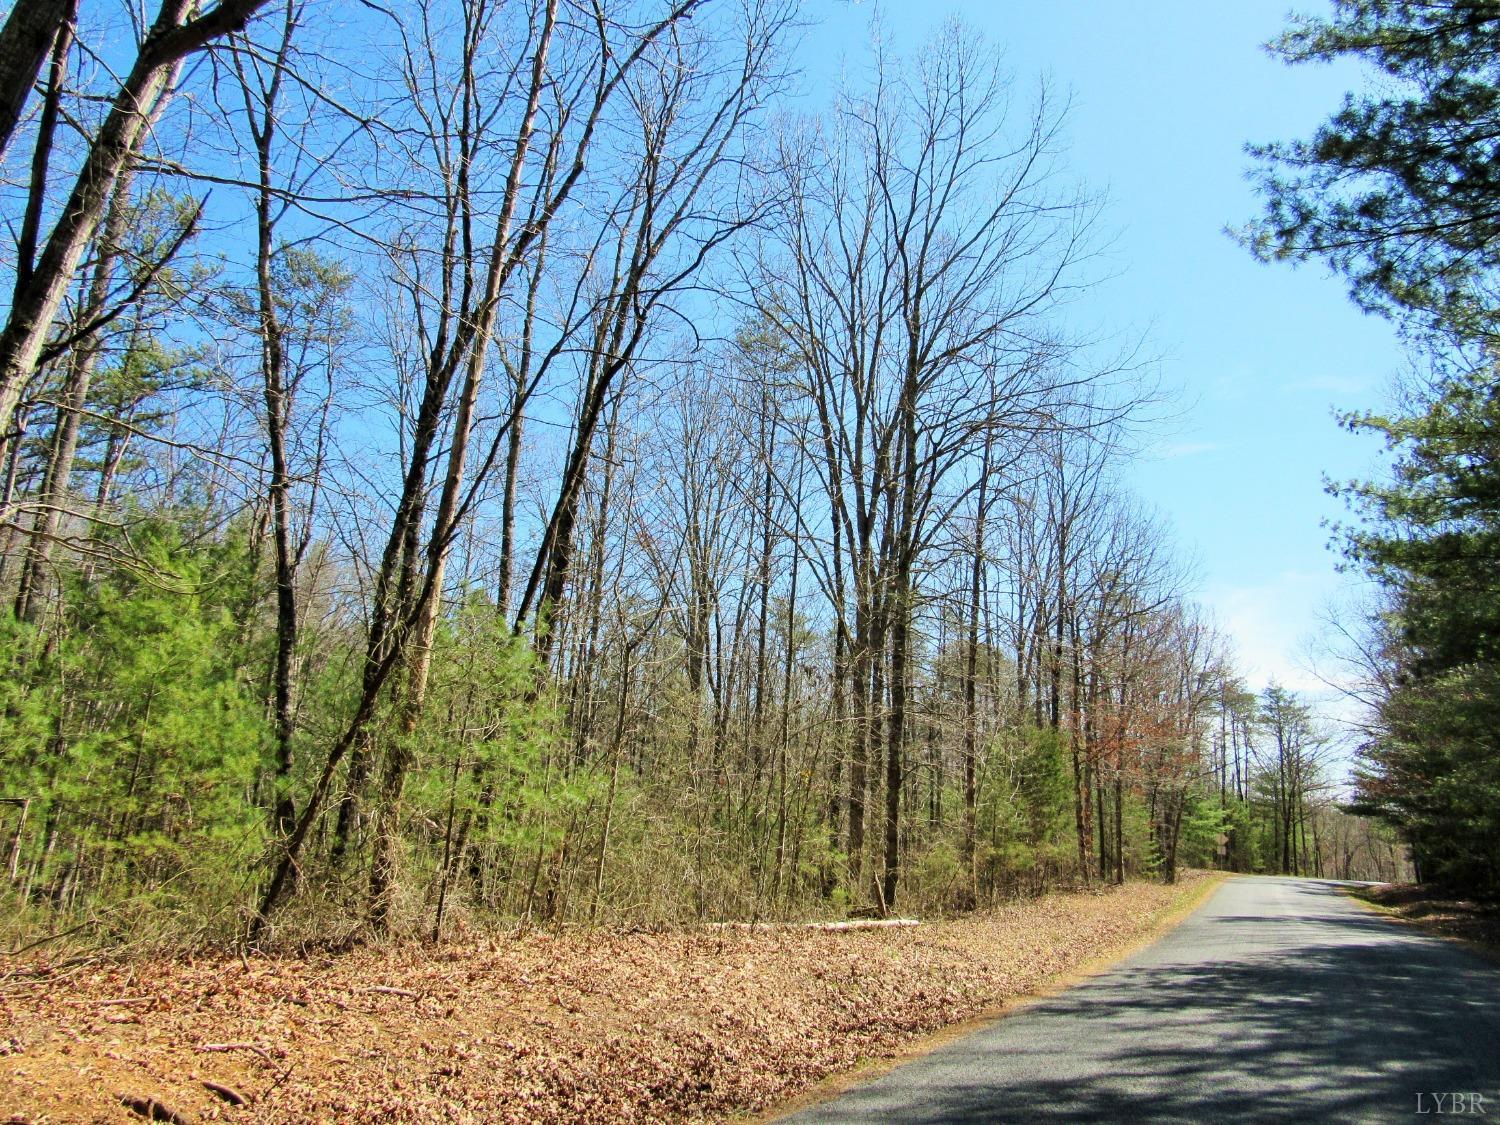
2,877,1208,1122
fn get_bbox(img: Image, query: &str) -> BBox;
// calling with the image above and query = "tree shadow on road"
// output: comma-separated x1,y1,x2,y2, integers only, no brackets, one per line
792,882,1500,1123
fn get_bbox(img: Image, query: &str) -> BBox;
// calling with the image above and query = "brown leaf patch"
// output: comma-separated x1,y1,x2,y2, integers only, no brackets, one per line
2,876,1213,1123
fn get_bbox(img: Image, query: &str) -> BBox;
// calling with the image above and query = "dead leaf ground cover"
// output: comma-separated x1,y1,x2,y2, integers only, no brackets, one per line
3,873,1216,1124
1349,882,1500,961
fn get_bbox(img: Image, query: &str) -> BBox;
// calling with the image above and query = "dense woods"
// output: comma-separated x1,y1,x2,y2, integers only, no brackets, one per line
1247,0,1500,898
0,0,1404,949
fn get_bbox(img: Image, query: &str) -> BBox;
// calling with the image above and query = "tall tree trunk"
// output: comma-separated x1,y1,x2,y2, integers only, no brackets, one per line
1113,774,1124,884
960,434,990,907
772,441,804,902
14,145,137,625
883,591,906,913
242,1,302,836
846,598,869,891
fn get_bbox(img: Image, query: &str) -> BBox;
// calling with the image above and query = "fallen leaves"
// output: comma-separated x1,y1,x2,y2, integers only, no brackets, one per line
2,875,1210,1123
1350,882,1500,958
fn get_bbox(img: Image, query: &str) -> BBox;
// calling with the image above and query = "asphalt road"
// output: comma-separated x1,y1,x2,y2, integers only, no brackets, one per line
779,877,1500,1123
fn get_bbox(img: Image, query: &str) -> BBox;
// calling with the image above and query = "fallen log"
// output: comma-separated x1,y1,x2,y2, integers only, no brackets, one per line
705,918,920,932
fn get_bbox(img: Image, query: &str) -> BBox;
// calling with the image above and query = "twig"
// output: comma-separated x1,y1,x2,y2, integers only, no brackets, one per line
362,985,419,998
264,1061,296,1099
202,1079,248,1106
3,920,92,957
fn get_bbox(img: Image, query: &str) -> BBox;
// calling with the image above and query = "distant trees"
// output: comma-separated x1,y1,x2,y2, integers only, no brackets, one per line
1255,685,1330,877
1188,679,1406,882
1246,0,1500,895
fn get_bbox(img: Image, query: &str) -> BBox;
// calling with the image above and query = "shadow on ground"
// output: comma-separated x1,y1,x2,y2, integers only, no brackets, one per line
786,880,1500,1123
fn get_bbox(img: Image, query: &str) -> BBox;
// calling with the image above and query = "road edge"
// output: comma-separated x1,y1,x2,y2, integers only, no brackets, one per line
754,870,1231,1123
1339,884,1500,969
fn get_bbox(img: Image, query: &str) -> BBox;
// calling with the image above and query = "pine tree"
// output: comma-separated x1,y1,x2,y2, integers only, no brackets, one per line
1244,0,1500,347
1340,370,1500,891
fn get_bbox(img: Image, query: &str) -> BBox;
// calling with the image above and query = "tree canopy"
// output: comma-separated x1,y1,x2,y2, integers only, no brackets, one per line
1245,0,1500,348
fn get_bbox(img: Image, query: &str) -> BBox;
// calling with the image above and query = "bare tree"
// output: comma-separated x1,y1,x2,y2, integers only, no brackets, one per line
758,20,1100,909
252,0,770,938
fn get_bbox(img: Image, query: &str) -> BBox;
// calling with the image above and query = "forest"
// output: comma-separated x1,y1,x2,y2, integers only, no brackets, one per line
0,0,1414,950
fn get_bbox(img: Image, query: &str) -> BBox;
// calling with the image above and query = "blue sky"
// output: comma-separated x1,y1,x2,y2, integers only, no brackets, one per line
801,0,1405,707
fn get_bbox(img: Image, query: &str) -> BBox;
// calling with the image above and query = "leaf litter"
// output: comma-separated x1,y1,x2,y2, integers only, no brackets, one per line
1,875,1212,1123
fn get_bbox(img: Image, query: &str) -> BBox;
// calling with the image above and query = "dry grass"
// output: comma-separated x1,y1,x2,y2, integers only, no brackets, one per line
2,873,1218,1124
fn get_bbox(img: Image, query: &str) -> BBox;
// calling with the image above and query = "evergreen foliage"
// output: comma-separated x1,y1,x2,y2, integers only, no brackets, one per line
1245,0,1500,346
1250,0,1500,896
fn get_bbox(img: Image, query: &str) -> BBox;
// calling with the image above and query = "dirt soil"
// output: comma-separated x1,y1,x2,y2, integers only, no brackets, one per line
1350,882,1500,960
2,873,1217,1124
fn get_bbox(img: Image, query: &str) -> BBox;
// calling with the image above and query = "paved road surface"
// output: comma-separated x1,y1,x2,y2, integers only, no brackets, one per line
780,877,1500,1122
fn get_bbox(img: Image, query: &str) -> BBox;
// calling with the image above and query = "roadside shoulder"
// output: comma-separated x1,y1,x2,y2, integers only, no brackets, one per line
1342,883,1500,968
757,870,1230,1123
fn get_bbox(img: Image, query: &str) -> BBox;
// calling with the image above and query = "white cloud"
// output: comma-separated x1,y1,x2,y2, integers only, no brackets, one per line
1201,571,1374,776
1202,571,1334,696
